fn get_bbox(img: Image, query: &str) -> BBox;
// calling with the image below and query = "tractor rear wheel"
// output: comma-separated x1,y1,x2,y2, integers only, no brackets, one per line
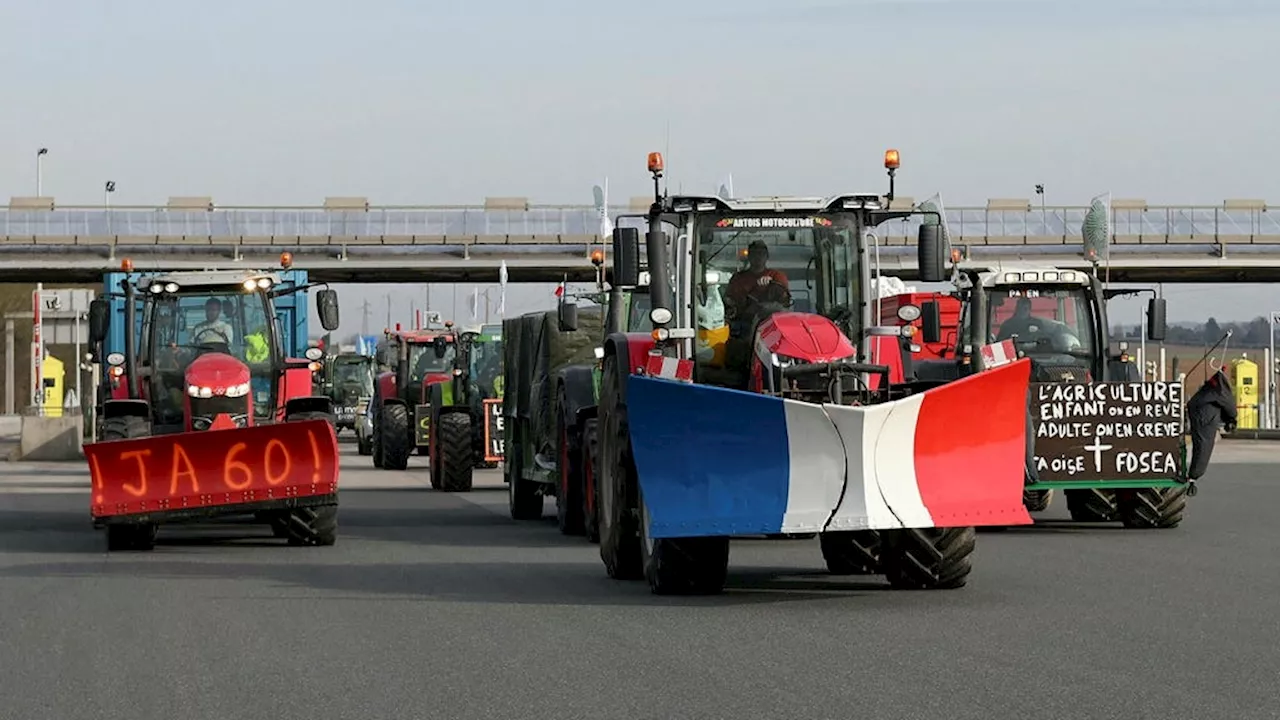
820,530,881,575
1023,488,1053,512
105,522,157,551
379,404,412,471
1065,489,1117,522
1116,486,1187,529
282,505,338,546
555,398,584,536
597,354,644,581
437,412,474,492
879,527,976,590
581,418,601,544
506,431,543,520
101,415,150,441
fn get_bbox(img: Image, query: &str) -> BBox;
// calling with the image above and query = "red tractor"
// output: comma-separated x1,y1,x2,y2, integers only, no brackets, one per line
84,256,343,551
877,292,961,361
369,324,459,470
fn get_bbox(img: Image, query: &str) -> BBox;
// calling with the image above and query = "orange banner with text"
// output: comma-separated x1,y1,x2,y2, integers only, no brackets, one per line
86,419,340,518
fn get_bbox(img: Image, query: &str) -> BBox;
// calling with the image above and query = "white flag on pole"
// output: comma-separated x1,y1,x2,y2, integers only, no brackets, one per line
498,261,508,318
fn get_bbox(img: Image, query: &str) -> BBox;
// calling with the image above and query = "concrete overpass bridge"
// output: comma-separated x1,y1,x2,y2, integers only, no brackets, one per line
0,195,1275,284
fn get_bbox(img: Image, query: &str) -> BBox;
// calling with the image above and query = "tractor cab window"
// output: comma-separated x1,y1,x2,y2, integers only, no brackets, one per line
987,286,1097,360
148,289,275,425
409,341,456,382
628,290,653,332
692,213,861,377
468,338,504,398
333,358,374,397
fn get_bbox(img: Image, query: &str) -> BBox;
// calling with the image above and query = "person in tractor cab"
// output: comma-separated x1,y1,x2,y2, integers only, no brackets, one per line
725,240,791,313
995,297,1042,342
192,298,236,347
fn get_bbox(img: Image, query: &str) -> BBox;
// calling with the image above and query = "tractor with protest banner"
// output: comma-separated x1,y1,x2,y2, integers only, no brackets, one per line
83,253,343,551
369,324,460,470
587,149,1034,596
908,254,1225,528
421,323,506,491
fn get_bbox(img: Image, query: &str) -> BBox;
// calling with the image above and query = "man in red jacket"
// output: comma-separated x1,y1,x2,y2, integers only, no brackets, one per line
725,240,790,312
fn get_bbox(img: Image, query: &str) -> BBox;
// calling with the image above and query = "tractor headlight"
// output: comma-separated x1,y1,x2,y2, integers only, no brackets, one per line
305,347,324,361
106,352,125,366
224,383,251,398
650,308,673,325
243,279,256,291
897,304,921,322
164,282,179,293
187,385,214,398
593,346,604,359
149,283,164,294
257,277,271,289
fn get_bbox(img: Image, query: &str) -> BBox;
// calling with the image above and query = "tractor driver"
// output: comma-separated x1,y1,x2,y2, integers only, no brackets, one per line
995,297,1042,342
726,241,791,309
191,298,236,347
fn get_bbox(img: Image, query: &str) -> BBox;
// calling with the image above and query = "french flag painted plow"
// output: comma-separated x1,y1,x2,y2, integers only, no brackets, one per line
625,358,1034,539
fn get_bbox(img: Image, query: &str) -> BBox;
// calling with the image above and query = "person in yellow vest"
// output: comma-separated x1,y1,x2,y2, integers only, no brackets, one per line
244,327,270,364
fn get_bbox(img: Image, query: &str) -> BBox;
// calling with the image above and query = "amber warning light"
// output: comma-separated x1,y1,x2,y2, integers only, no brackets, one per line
647,152,664,174
884,149,900,170
590,249,604,266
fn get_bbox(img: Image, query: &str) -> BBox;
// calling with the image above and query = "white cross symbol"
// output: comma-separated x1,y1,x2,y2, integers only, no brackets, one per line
1083,435,1113,473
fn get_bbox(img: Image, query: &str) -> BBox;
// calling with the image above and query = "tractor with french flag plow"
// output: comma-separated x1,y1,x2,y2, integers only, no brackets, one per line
906,260,1226,529
83,254,343,551
592,149,1035,595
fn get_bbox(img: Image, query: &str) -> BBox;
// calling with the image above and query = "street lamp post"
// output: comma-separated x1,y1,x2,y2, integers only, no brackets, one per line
1269,311,1280,428
1034,183,1046,234
36,148,48,196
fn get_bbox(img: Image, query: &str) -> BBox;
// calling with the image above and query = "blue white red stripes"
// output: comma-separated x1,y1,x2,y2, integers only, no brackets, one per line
624,359,1033,539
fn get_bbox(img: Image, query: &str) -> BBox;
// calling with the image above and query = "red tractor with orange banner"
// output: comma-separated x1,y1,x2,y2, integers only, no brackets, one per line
369,324,459,470
84,255,343,551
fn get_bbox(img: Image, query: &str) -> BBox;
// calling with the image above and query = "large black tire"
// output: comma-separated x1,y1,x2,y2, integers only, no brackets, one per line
379,403,412,471
639,495,731,595
879,527,976,590
820,530,881,575
555,396,585,536
357,433,373,456
1023,488,1053,513
581,418,601,544
1116,486,1187,529
105,523,157,551
371,422,385,468
101,415,150,441
281,505,338,546
437,412,475,492
597,354,644,581
506,430,543,520
1065,488,1117,522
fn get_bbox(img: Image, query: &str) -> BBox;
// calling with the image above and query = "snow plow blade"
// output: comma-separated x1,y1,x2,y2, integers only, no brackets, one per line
625,359,1033,539
86,419,340,520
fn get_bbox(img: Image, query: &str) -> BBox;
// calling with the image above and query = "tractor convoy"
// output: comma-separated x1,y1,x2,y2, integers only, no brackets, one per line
75,149,1226,601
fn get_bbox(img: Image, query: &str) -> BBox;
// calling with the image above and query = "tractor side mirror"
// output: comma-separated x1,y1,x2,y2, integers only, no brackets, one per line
1147,297,1167,342
917,224,947,283
921,301,942,345
611,227,641,287
88,299,110,344
559,300,579,332
433,336,448,359
316,289,340,331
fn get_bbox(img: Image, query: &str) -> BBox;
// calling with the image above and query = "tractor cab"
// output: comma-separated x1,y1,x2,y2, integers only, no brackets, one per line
325,351,376,431
376,327,460,406
90,266,340,435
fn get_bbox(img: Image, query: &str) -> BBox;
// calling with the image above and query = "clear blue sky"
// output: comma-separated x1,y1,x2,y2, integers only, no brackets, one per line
2,0,1278,327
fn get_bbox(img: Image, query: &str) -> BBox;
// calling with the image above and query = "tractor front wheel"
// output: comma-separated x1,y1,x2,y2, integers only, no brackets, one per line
1065,489,1117,522
1023,488,1053,512
101,415,150,442
437,412,475,492
639,494,730,595
506,433,543,520
281,505,338,546
879,527,976,590
105,523,157,552
1116,486,1187,529
820,530,881,575
379,404,412,471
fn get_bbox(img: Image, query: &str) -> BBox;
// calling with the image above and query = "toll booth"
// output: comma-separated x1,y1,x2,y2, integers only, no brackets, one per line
40,352,65,418
1230,355,1259,429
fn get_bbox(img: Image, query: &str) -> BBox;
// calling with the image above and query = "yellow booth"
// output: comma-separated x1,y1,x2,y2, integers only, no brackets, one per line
1229,355,1258,429
39,352,66,418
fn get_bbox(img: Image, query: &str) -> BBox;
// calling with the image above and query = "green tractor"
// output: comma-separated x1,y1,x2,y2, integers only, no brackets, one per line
320,349,376,441
423,324,505,491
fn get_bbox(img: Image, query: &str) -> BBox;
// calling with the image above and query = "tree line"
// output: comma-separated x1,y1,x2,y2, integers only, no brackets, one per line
1112,317,1273,347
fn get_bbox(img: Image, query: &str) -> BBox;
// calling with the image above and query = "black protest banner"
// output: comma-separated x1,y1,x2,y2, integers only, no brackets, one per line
483,399,504,462
1031,381,1183,482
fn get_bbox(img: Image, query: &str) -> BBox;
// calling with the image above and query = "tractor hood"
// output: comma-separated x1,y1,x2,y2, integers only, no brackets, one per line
756,312,855,364
184,353,252,398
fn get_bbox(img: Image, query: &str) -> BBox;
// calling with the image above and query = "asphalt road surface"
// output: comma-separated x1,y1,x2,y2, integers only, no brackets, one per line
2,441,1278,720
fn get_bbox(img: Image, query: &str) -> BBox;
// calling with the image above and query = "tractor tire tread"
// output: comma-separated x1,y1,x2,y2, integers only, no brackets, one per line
645,536,731,595
283,505,338,546
379,404,412,471
880,527,976,590
438,412,475,492
1117,486,1187,529
1023,488,1053,513
820,530,881,575
1065,488,1117,522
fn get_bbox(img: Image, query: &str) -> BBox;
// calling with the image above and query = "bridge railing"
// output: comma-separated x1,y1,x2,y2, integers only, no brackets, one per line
0,204,1275,242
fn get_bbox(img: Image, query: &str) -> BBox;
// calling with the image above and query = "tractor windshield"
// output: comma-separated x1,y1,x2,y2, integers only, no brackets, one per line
409,341,456,381
987,286,1097,360
628,290,653,332
332,357,374,398
692,212,861,376
146,288,276,427
469,337,504,398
